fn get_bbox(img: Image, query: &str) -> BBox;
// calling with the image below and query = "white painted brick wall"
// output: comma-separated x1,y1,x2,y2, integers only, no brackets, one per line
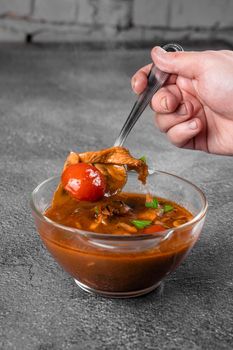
76,0,133,28
133,0,233,28
171,0,233,28
133,0,171,27
0,0,233,43
76,0,94,25
33,0,76,22
97,0,133,28
0,0,31,15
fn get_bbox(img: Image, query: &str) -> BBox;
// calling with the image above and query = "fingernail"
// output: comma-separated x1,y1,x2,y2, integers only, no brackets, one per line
152,46,166,58
189,120,198,130
177,104,187,115
160,96,168,111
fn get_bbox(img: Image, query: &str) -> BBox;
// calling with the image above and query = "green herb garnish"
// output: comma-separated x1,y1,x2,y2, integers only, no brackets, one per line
94,206,99,215
131,220,152,229
139,155,147,164
164,204,174,213
145,198,158,209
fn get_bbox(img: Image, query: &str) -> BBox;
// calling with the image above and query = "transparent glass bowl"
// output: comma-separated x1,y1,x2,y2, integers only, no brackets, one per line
31,171,208,298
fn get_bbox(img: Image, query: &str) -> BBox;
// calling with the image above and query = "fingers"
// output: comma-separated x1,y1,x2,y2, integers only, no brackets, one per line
151,46,204,79
154,97,203,148
167,117,202,148
155,101,193,133
131,64,152,94
151,84,182,114
132,70,148,94
132,46,205,96
131,64,177,95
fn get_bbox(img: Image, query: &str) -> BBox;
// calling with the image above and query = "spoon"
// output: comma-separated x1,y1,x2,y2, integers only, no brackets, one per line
114,43,183,147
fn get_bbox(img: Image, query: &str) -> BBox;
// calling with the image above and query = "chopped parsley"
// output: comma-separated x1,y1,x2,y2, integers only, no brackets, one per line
94,206,99,215
139,155,147,164
131,220,152,229
145,197,158,209
164,204,174,213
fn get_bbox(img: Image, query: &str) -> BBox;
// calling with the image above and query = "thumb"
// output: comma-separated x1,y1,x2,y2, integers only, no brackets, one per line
151,46,203,79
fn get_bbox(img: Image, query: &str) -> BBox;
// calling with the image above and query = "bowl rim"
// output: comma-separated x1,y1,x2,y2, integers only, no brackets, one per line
30,170,208,241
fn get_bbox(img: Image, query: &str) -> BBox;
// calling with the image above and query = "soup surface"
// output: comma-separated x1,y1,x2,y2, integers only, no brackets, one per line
45,192,193,234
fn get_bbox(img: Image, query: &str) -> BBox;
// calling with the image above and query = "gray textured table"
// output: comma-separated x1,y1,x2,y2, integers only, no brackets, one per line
0,44,233,350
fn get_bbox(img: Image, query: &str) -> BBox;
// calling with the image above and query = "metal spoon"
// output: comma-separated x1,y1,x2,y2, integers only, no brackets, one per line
114,43,183,147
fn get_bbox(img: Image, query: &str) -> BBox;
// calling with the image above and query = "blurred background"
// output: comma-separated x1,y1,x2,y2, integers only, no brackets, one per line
0,0,233,48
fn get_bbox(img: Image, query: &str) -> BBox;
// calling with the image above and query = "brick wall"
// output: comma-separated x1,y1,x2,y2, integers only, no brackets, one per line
0,0,233,46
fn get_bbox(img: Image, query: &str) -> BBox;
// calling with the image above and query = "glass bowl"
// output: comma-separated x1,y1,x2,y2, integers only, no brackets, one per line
31,171,208,298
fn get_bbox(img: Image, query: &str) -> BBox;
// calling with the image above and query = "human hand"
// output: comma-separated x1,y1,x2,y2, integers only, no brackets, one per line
131,47,233,155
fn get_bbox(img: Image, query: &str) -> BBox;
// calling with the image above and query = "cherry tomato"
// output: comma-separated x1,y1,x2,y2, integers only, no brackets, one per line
62,163,106,202
143,224,166,234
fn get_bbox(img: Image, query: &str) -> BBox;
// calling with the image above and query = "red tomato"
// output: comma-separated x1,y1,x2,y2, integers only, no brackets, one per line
62,163,106,202
143,224,166,234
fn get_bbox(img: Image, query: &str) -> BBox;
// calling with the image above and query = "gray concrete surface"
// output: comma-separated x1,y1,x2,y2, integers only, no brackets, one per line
0,44,233,350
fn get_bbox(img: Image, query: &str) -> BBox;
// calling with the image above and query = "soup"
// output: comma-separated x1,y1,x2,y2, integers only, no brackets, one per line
45,192,193,234
39,146,196,295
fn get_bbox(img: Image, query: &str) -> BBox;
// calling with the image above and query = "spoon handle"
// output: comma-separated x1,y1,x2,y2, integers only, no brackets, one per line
114,43,183,147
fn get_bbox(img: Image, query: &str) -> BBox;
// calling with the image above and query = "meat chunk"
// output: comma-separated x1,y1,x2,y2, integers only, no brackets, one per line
100,201,131,217
94,164,127,196
79,147,148,184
